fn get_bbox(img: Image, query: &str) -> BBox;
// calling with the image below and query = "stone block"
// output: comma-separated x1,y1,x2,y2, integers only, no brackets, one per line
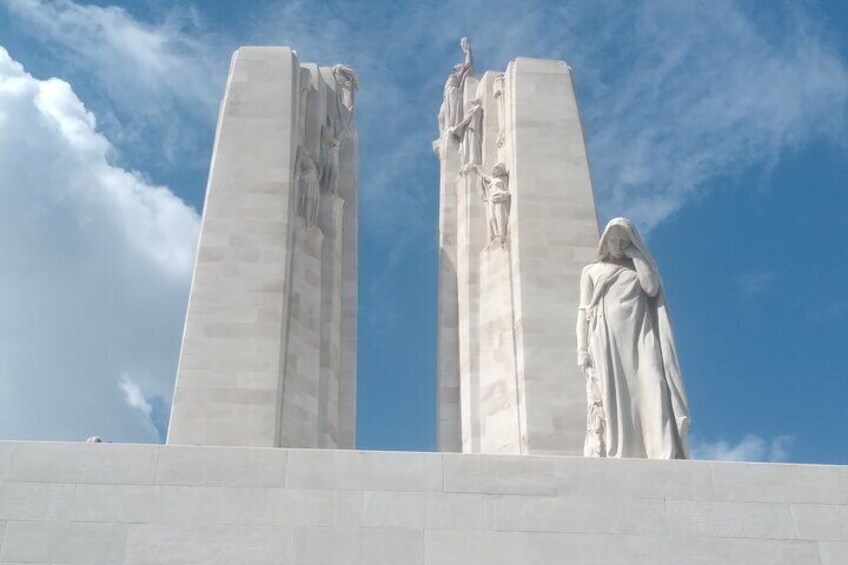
492,495,665,535
295,528,424,565
524,532,822,565
0,521,127,564
711,461,847,504
792,504,848,541
286,449,443,492
444,454,557,495
425,531,528,565
556,456,714,500
665,499,796,540
155,445,287,487
660,536,823,565
68,483,360,528
7,442,157,485
361,491,491,531
819,541,848,565
0,482,75,521
124,524,294,564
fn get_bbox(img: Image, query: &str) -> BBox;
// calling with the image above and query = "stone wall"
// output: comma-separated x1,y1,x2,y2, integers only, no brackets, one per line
0,441,844,564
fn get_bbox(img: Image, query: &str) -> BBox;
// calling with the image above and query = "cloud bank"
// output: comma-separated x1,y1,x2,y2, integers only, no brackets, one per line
0,46,198,442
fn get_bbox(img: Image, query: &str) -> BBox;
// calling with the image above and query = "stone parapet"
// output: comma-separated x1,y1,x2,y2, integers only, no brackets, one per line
1,441,844,564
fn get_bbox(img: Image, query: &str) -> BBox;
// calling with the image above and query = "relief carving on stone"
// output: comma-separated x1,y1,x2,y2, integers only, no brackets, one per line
452,98,483,172
474,163,510,244
576,218,690,460
493,74,506,150
298,68,313,142
438,37,474,136
332,64,359,129
319,126,340,195
315,65,357,196
296,151,320,225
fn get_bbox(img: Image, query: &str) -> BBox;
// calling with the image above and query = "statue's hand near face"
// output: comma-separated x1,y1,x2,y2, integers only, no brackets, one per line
623,243,641,260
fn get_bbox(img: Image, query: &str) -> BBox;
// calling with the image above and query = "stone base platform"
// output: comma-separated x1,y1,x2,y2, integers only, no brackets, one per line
0,441,844,564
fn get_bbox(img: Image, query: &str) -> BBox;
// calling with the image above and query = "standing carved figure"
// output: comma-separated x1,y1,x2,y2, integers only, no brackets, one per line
319,128,340,195
452,98,483,171
474,163,510,244
298,68,312,142
576,218,690,459
298,155,320,226
332,64,359,130
438,37,474,136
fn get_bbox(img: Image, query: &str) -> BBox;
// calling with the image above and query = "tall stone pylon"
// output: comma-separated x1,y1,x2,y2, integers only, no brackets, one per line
436,40,600,455
167,47,358,448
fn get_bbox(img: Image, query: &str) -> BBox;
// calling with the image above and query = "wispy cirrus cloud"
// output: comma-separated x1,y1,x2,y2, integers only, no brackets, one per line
3,0,228,176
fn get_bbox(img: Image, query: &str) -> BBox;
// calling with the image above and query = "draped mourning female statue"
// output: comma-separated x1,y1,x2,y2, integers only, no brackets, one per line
576,218,690,459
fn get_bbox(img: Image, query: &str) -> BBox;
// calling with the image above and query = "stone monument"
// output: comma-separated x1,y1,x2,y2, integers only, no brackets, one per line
166,47,358,449
578,217,690,460
0,44,844,565
435,40,600,455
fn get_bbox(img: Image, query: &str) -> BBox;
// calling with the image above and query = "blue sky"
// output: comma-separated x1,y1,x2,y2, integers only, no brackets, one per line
0,0,846,464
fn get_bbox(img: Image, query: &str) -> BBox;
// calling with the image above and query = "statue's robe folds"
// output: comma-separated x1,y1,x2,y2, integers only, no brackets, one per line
581,260,689,459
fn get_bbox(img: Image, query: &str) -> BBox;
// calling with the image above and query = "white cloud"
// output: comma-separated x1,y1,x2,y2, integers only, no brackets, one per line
119,374,152,417
691,434,793,462
0,45,199,442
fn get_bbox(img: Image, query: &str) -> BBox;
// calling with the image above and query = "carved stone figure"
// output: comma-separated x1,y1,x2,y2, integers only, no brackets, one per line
493,74,506,150
475,163,510,244
438,37,474,136
320,127,340,195
332,64,359,130
297,155,320,225
576,218,690,459
452,98,483,171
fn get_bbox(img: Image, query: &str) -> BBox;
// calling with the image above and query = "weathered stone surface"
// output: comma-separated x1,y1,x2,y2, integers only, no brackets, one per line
155,445,287,487
0,441,844,564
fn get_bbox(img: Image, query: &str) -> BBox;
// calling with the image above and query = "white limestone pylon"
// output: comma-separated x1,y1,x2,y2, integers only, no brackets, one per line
436,53,600,455
167,47,357,448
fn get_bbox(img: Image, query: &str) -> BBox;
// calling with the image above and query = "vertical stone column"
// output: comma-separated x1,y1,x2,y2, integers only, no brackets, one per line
436,56,599,456
168,47,299,447
337,135,358,450
506,58,599,455
436,134,462,453
168,47,357,448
